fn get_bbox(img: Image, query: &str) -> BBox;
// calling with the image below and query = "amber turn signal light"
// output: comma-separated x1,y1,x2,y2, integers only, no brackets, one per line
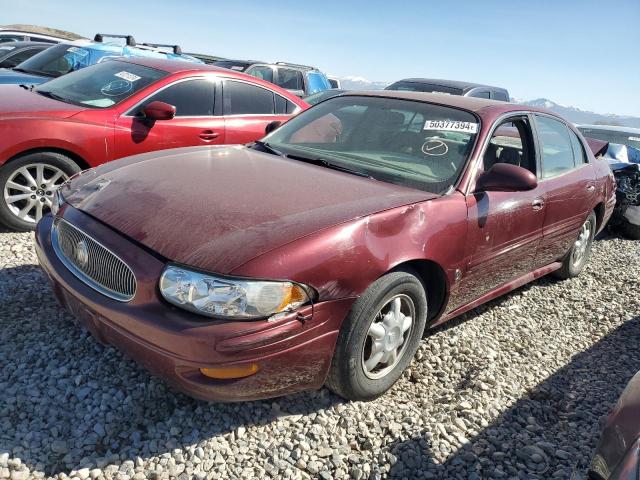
200,363,260,379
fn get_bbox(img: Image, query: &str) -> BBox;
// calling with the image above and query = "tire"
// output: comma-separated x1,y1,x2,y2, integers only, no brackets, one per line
0,152,81,231
620,220,640,240
325,269,428,401
553,211,597,280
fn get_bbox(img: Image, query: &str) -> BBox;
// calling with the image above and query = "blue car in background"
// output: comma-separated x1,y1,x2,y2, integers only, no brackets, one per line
0,33,201,85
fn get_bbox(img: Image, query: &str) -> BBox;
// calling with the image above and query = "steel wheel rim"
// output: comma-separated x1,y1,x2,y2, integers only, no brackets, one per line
571,219,592,267
3,163,68,223
362,294,415,380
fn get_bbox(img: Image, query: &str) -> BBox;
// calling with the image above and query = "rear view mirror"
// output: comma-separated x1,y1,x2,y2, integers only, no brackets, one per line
265,120,282,135
476,163,537,192
142,101,176,121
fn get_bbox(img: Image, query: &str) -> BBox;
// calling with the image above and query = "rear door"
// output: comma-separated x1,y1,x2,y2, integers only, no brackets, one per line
113,77,225,158
222,79,298,144
533,115,596,266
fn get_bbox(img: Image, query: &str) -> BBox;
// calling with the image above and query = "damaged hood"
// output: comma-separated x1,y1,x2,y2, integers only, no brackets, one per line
63,146,435,273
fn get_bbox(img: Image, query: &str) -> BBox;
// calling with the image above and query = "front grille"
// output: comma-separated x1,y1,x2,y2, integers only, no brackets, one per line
52,218,136,302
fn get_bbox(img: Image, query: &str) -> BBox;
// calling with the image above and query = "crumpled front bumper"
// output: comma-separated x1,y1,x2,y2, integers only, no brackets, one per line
34,206,354,402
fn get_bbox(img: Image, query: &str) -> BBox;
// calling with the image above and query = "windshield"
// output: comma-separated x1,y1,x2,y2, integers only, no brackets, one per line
14,43,117,77
578,127,640,151
35,60,167,108
386,81,464,96
263,95,479,194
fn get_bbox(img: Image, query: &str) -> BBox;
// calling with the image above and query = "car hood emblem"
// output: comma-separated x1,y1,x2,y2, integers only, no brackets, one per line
75,240,89,269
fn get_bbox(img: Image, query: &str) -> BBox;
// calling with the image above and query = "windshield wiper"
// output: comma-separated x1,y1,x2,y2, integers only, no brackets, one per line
285,153,373,179
36,90,67,103
253,140,284,156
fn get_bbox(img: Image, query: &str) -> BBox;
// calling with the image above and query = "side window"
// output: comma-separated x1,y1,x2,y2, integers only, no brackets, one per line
535,116,576,178
275,95,299,114
472,91,491,99
2,48,41,68
568,129,588,164
139,79,214,116
492,91,509,102
246,66,274,84
483,119,535,174
224,80,275,115
277,68,304,91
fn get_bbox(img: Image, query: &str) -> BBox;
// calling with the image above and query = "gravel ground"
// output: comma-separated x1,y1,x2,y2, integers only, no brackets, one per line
1,226,639,480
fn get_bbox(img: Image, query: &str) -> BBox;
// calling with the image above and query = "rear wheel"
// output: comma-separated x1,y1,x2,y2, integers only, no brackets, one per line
325,270,427,401
0,152,80,231
553,211,597,279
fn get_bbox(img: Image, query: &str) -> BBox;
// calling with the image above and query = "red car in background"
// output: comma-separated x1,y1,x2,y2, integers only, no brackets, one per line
0,57,307,230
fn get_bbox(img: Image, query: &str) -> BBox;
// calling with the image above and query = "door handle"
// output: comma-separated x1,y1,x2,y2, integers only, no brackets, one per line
531,198,545,211
199,130,220,141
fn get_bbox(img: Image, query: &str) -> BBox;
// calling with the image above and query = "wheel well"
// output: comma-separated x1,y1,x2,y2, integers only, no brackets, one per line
5,147,90,170
594,202,605,230
391,259,448,323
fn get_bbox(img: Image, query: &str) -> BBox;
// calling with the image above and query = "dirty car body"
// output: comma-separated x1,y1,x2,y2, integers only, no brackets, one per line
590,371,640,479
35,92,614,401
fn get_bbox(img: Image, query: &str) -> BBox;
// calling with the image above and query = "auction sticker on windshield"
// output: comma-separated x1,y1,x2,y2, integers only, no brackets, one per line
114,71,141,82
424,120,478,134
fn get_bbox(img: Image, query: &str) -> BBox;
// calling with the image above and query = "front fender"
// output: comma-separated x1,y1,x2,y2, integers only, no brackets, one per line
0,117,111,167
231,193,468,302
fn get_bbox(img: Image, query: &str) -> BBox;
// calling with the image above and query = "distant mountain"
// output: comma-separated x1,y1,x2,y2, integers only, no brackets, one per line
517,98,640,128
335,76,389,91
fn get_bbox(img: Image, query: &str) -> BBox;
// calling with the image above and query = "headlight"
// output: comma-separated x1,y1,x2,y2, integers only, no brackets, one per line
159,265,313,319
50,188,65,216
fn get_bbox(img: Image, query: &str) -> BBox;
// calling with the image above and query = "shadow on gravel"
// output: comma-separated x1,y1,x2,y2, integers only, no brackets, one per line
0,264,343,476
387,315,640,480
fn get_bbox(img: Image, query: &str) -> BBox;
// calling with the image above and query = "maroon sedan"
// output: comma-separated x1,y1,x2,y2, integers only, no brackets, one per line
590,371,640,479
35,92,616,401
0,57,307,231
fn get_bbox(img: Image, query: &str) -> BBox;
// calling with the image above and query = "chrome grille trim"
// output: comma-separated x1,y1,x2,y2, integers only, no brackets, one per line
51,218,137,302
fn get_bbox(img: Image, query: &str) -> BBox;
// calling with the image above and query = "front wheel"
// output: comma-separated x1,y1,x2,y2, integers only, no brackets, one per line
325,270,428,401
0,152,80,231
553,211,597,280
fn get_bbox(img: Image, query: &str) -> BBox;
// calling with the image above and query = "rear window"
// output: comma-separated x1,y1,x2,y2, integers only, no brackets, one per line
386,81,463,96
223,80,275,115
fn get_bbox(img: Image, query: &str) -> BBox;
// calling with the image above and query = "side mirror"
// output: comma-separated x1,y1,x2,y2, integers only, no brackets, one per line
265,120,282,135
476,163,537,192
142,101,176,121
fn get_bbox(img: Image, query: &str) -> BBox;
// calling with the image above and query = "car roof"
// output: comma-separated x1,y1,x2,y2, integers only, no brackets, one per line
340,90,554,117
116,56,238,73
390,78,506,92
577,124,640,134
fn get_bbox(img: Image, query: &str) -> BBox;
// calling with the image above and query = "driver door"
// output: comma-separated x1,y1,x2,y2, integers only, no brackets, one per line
113,77,225,159
450,116,545,308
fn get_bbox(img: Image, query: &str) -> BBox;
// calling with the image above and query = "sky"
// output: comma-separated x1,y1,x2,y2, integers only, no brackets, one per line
2,0,639,116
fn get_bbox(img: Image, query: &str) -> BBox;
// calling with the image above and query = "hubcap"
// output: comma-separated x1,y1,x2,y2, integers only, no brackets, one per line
3,163,68,223
362,294,415,380
571,219,592,267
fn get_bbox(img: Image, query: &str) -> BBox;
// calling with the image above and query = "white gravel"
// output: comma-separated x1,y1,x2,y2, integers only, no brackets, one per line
0,226,639,480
